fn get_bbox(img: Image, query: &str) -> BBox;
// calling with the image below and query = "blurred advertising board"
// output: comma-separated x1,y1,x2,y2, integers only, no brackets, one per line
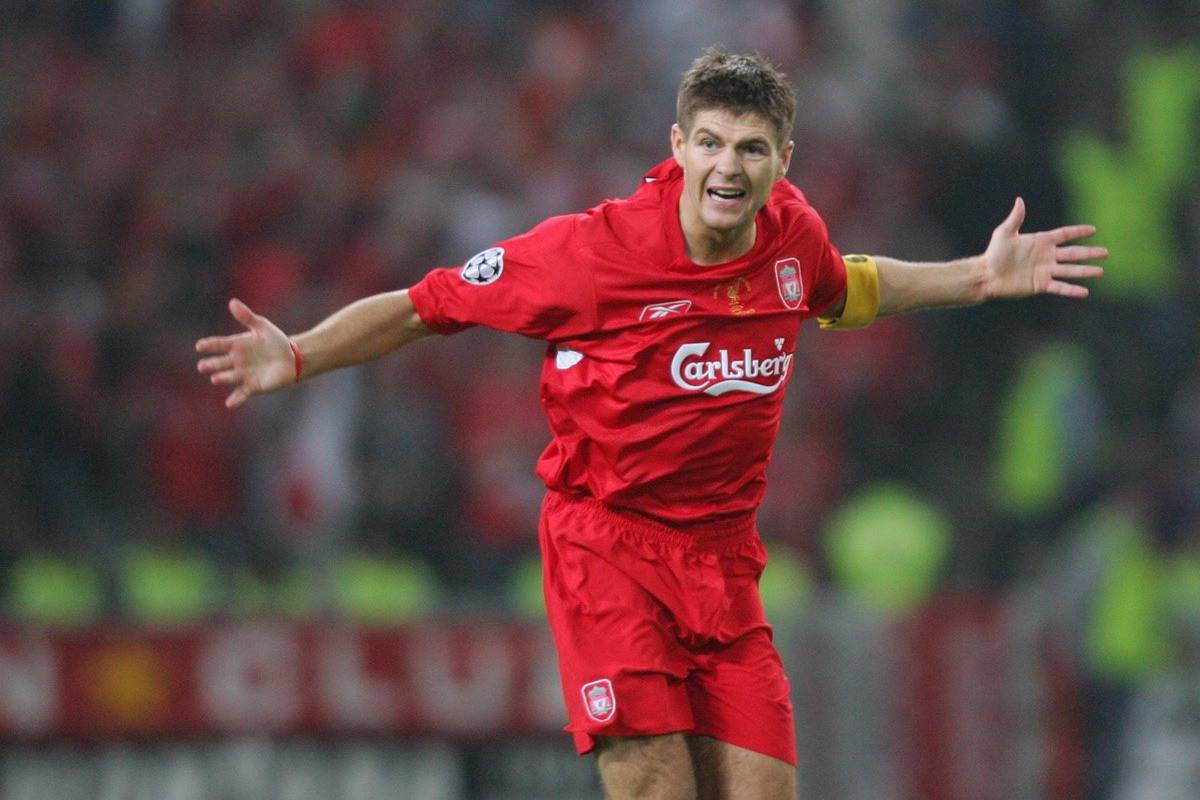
0,623,565,738
0,595,1079,800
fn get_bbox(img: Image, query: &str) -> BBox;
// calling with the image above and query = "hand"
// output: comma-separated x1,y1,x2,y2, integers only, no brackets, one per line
982,198,1106,300
195,298,296,409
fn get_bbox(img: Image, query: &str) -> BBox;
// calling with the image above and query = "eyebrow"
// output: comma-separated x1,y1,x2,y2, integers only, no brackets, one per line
693,127,771,148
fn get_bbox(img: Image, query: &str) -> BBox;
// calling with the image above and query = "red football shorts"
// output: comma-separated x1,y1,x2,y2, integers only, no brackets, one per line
539,490,796,766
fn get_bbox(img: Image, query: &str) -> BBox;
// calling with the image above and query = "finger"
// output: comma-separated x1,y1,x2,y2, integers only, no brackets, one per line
1001,197,1025,233
1045,280,1089,299
196,334,241,353
229,297,262,331
197,355,233,374
226,388,249,409
1048,224,1097,244
1053,264,1105,280
210,369,241,386
1056,245,1108,261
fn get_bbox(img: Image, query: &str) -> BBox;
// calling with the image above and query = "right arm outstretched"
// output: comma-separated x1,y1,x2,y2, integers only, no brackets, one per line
195,290,433,409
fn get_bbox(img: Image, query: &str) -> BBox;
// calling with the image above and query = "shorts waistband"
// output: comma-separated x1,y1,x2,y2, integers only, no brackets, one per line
544,491,757,550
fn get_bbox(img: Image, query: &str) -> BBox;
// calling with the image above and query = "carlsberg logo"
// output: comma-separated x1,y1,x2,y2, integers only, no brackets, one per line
670,341,793,396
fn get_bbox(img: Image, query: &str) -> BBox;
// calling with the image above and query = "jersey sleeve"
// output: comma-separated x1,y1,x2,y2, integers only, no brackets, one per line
407,214,597,341
802,210,848,318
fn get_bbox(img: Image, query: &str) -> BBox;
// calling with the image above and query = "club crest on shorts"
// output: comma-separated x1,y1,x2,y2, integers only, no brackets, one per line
581,678,616,723
774,257,803,309
461,247,504,285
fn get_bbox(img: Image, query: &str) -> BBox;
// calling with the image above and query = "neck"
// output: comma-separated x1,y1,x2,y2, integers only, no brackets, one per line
678,197,756,266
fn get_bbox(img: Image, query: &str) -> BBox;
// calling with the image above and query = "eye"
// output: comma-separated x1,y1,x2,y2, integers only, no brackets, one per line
743,142,768,156
700,138,718,151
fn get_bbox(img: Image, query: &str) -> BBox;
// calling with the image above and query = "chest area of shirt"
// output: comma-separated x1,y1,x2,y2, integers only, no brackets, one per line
563,253,807,398
594,254,812,328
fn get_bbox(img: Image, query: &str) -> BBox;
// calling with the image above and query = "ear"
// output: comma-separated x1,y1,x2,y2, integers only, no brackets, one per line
777,139,794,180
671,123,686,168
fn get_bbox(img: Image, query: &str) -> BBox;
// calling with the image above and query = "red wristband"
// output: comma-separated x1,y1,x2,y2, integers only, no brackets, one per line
288,338,303,383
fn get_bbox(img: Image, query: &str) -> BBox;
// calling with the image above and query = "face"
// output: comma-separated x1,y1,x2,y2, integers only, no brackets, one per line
671,108,793,240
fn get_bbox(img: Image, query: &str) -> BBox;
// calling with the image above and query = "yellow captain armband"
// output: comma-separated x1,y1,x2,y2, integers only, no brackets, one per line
818,255,880,330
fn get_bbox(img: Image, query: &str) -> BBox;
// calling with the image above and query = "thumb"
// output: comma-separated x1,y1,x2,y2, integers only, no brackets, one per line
228,297,261,331
1001,197,1025,234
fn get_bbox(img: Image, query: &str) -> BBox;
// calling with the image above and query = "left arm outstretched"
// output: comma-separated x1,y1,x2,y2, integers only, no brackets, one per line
878,197,1106,316
820,198,1107,325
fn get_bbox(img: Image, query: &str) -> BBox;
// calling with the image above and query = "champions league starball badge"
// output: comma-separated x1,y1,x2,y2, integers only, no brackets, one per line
461,247,505,285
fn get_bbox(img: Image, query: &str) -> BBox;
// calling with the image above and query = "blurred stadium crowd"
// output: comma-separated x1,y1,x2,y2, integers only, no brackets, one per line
1,0,1199,796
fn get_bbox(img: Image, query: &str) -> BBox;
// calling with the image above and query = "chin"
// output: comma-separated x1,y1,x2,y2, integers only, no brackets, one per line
701,209,749,233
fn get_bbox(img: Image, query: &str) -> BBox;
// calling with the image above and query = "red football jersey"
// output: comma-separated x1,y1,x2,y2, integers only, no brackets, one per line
408,158,847,528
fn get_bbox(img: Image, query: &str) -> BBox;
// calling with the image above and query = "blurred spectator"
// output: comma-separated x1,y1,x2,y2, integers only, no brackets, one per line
991,339,1104,520
1111,516,1200,800
1044,442,1183,800
823,481,952,615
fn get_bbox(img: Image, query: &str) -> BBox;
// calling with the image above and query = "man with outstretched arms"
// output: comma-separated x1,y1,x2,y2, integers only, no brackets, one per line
196,49,1105,800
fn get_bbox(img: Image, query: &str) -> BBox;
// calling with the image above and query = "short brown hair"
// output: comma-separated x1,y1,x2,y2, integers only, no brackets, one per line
676,48,796,147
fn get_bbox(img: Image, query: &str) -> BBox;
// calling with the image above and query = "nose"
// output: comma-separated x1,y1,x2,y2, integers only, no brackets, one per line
715,145,741,178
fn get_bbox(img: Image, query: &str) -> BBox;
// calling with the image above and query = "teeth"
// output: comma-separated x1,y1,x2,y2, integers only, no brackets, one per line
709,189,745,199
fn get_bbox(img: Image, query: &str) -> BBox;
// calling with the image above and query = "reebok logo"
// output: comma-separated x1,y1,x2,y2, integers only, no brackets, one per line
670,341,794,396
640,300,692,321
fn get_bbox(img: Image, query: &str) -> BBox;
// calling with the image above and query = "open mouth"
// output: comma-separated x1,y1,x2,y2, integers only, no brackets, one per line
707,188,747,201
